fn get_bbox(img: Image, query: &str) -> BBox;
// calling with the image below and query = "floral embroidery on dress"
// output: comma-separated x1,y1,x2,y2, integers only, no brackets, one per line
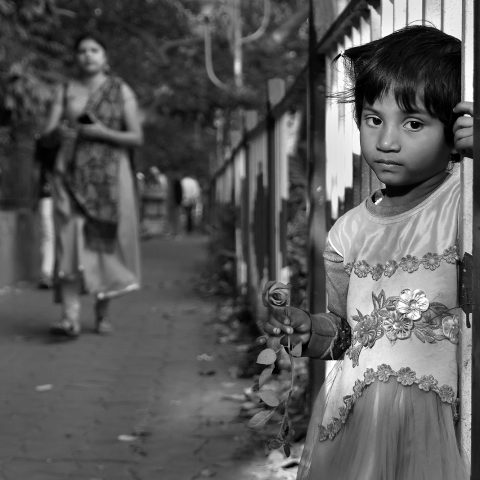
318,364,458,442
344,245,459,280
346,289,459,367
399,254,420,273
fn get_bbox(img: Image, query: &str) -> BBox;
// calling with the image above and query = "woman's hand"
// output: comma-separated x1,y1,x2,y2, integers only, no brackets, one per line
58,123,78,142
453,102,474,158
78,117,109,141
261,306,312,347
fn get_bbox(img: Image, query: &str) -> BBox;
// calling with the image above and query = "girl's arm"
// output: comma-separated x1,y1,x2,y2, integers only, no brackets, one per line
262,240,351,359
79,83,144,147
302,243,351,359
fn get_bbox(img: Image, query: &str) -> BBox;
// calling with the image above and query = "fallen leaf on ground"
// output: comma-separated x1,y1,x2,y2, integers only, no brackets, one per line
35,384,53,392
222,393,245,402
197,353,214,361
197,467,216,477
117,434,137,442
221,382,236,388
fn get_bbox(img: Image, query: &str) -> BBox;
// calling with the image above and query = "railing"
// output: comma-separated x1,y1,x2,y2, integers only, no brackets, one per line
210,76,305,323
209,0,477,467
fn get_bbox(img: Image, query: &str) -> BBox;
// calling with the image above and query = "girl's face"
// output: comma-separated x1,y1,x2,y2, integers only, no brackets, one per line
359,91,453,187
76,38,107,75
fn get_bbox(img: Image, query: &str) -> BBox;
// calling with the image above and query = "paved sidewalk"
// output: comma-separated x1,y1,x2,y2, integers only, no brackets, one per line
0,234,294,480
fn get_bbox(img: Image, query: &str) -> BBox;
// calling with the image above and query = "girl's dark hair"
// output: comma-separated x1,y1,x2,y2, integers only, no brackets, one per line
73,31,108,52
337,25,461,145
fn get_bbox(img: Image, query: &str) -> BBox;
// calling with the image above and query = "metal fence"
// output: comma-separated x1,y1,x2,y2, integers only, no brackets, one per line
209,0,478,471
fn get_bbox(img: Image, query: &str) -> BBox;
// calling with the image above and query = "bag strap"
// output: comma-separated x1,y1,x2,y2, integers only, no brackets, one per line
60,80,68,120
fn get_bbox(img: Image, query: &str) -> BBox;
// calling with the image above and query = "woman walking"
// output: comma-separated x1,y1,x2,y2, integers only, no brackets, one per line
42,32,143,337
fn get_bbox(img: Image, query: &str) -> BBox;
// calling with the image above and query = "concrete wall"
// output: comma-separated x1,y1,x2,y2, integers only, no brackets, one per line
0,209,39,287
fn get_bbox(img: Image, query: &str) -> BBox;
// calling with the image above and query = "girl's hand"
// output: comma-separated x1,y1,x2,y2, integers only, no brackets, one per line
453,102,474,158
262,306,312,346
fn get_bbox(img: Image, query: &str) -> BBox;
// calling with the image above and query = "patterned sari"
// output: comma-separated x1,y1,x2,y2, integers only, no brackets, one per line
64,76,126,252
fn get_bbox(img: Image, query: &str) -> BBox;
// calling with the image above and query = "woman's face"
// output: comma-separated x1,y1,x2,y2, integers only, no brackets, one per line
76,38,107,75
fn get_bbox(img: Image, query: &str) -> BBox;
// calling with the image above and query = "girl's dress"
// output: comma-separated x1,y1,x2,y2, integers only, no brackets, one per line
298,164,469,479
53,76,141,301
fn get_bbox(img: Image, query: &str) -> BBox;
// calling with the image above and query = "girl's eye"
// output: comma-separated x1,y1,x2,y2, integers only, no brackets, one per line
365,116,382,127
404,120,423,131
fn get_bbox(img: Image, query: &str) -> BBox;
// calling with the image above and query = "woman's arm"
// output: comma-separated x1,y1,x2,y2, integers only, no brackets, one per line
79,83,143,147
41,85,65,135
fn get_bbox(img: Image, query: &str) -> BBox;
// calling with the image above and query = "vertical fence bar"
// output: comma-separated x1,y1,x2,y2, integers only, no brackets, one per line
307,0,327,402
234,148,247,293
423,0,442,28
381,0,395,36
407,0,424,23
460,0,474,467
441,0,462,35
459,0,475,473
244,111,257,306
274,111,292,284
393,0,408,29
351,21,363,207
471,0,480,475
267,78,286,285
324,52,336,222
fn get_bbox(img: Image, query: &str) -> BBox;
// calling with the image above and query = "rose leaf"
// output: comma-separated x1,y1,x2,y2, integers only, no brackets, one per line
256,348,277,365
248,409,276,429
259,390,281,407
259,365,274,388
290,342,303,357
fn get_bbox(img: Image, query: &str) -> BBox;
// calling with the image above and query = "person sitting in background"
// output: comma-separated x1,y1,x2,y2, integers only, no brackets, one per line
35,141,55,289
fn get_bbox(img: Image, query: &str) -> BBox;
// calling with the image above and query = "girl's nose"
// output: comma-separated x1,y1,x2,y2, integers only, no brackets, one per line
376,126,400,152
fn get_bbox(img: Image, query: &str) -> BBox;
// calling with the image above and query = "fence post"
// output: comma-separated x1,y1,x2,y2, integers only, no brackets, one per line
471,0,480,476
306,1,328,405
244,111,257,305
266,78,286,281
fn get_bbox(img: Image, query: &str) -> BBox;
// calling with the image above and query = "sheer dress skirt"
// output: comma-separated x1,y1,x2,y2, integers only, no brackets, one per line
297,368,469,480
53,155,141,299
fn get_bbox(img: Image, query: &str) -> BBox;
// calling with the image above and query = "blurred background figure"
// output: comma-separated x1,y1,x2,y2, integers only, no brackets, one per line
140,166,169,238
180,175,202,234
41,31,143,338
35,142,55,289
167,175,184,237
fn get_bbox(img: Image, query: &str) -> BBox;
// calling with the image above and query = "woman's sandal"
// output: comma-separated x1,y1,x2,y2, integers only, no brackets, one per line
95,318,113,335
49,319,81,338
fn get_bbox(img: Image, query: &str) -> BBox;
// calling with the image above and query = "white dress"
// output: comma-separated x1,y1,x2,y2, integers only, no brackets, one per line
298,165,468,479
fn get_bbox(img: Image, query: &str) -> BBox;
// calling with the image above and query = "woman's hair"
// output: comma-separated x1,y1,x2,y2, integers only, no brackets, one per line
336,25,461,145
73,31,108,53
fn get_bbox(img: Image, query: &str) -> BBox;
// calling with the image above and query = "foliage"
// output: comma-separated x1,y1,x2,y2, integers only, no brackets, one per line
249,281,309,456
286,122,308,308
0,0,309,180
249,338,305,457
199,202,237,298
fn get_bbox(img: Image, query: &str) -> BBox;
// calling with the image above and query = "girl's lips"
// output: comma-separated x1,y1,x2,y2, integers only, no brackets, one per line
376,159,402,166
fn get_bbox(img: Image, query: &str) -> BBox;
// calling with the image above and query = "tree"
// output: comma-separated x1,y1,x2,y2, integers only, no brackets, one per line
0,0,309,183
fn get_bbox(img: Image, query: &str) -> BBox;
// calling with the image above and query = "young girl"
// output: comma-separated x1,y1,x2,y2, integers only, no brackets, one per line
263,25,472,479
